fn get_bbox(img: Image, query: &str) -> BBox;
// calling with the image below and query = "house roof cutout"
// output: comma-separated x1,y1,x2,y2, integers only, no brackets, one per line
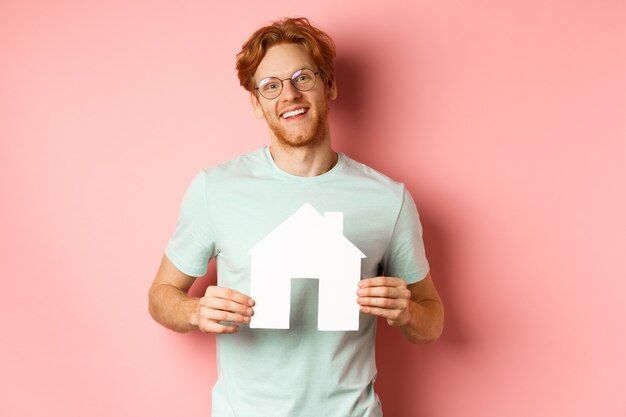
248,203,365,259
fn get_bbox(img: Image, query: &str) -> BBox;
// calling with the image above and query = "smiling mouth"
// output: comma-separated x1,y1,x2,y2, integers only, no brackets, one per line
281,108,308,119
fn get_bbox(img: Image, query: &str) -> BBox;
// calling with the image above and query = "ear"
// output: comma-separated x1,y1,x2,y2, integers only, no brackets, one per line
249,92,264,119
327,78,338,101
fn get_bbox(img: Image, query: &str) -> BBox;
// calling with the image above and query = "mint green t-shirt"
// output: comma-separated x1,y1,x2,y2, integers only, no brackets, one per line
166,147,429,417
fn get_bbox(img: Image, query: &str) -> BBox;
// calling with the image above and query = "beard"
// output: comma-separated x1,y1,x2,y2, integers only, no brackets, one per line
267,105,329,149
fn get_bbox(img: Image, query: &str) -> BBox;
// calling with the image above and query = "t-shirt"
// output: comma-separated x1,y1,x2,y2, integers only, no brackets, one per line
166,147,429,417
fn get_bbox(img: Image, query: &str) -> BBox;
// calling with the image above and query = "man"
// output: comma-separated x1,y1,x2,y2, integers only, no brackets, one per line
148,17,443,417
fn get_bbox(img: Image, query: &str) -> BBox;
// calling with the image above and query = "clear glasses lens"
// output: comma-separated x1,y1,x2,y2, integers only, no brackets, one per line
291,69,316,90
257,68,317,99
258,78,282,99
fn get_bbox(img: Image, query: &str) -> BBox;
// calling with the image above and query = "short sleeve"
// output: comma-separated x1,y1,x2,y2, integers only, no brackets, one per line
165,171,216,277
382,187,430,285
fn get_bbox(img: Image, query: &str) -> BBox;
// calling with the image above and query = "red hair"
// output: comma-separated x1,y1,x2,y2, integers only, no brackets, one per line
236,17,336,92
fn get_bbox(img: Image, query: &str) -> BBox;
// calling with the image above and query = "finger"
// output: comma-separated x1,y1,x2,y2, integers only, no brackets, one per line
200,297,254,316
359,276,405,288
204,286,255,306
357,286,410,300
199,307,251,324
197,319,240,334
357,296,408,310
359,305,404,322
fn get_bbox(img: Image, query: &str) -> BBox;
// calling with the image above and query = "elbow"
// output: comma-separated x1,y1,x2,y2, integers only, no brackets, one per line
429,302,445,342
147,283,160,323
411,324,443,344
428,316,444,343
423,302,444,343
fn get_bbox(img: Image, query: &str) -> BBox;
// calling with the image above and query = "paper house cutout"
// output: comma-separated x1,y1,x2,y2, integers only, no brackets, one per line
248,203,366,331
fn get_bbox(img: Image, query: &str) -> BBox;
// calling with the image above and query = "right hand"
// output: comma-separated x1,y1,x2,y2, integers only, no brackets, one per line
194,286,255,334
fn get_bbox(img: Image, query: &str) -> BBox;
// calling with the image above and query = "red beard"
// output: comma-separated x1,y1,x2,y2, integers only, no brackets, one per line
269,105,329,149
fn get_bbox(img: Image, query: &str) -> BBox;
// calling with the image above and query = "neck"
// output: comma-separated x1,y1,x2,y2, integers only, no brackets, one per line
269,141,338,177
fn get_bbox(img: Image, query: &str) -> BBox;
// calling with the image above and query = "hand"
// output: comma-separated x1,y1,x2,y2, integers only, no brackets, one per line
357,276,412,327
194,286,255,334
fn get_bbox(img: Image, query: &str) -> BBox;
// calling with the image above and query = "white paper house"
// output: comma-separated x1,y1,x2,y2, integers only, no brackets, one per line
248,203,366,331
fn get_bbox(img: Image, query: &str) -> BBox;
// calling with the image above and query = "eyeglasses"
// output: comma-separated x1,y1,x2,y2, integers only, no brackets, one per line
255,68,319,100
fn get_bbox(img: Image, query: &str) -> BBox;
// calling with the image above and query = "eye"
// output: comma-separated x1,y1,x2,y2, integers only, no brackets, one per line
294,74,312,84
264,82,280,91
259,78,281,93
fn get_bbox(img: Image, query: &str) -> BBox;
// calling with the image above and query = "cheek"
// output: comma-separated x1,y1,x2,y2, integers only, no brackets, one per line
265,103,279,117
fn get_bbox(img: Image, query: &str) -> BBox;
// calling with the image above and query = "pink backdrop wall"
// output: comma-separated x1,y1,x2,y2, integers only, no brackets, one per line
2,1,625,416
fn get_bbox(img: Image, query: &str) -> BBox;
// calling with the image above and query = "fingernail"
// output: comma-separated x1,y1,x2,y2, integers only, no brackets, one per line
357,289,363,295
247,308,253,316
249,299,255,306
244,316,250,323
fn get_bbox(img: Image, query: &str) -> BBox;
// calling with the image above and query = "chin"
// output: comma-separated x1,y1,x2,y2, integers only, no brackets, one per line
272,116,328,150
276,132,324,149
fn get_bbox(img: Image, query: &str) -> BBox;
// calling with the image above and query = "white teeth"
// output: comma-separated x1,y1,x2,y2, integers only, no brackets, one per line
282,108,307,119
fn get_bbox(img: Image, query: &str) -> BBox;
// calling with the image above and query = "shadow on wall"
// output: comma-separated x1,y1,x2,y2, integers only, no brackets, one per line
332,51,378,161
419,203,469,349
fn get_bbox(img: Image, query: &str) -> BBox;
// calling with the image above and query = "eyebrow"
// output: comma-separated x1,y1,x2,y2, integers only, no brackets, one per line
258,67,314,82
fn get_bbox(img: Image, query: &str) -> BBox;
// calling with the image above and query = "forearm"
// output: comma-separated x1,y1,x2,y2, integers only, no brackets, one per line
400,299,444,344
148,283,200,333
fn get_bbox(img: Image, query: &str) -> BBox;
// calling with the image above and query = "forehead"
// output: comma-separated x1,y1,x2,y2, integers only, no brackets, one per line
254,43,316,79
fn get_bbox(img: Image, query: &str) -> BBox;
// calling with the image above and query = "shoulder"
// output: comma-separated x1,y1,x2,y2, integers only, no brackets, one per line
199,147,267,182
339,153,406,199
202,147,266,174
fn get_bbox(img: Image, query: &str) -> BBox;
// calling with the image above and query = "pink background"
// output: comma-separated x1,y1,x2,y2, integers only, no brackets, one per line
2,1,625,416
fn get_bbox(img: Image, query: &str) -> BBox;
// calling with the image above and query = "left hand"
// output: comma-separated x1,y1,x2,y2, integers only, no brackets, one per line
357,276,412,327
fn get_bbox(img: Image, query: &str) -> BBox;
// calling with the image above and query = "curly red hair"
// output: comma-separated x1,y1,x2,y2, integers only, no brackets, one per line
236,17,336,92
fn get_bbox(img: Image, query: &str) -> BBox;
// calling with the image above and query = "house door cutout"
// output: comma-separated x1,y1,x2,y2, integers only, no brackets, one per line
289,278,320,331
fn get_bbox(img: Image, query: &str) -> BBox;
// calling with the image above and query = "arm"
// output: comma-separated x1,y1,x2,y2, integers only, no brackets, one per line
357,272,444,344
148,255,255,334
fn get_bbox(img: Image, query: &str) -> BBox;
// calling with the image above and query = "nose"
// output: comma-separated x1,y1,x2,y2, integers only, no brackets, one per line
281,80,302,100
